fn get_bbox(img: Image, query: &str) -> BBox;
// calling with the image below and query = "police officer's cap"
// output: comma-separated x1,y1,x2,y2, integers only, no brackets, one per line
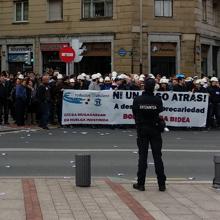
144,78,155,92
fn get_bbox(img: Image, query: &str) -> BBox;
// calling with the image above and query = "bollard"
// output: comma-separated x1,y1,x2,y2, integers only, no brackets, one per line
213,155,220,188
75,154,91,187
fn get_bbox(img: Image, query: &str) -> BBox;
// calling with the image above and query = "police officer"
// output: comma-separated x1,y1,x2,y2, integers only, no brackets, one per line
132,78,166,191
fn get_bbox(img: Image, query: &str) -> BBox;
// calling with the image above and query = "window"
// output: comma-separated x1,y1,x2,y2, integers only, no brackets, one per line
202,0,207,22
155,0,173,17
83,0,113,18
14,1,28,22
48,0,63,21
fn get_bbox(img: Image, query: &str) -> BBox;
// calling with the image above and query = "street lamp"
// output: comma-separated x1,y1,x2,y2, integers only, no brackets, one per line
140,0,143,75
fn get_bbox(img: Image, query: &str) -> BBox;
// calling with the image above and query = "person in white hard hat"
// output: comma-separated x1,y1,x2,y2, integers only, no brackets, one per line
158,77,169,91
111,71,117,78
201,77,209,88
76,74,89,90
192,79,203,93
207,76,220,128
88,74,100,90
69,78,76,89
101,76,112,90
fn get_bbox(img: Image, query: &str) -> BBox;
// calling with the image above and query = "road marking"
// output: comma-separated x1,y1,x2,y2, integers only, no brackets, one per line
0,148,220,153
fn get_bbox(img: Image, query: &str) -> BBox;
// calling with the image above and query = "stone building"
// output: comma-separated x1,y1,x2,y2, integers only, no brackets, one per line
0,0,219,77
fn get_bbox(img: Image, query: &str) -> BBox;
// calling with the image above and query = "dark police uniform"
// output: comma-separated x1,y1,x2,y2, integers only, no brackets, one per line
132,78,166,191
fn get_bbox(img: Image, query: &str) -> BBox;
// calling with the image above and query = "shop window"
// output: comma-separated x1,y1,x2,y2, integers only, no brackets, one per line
213,1,220,26
202,0,207,22
48,0,63,21
14,0,28,22
155,0,173,17
83,0,113,19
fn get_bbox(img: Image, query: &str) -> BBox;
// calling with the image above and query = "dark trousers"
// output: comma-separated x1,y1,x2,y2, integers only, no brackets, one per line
56,101,62,125
0,99,9,124
15,98,26,126
39,102,50,128
136,126,166,186
207,103,220,127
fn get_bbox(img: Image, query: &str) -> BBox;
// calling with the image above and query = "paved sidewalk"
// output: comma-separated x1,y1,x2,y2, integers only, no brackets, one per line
0,177,219,220
0,125,38,133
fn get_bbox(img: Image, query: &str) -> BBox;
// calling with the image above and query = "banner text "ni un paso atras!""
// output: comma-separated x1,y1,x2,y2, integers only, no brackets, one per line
62,90,209,127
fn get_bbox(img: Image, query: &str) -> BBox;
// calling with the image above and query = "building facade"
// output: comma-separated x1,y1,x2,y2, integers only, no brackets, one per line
0,0,220,77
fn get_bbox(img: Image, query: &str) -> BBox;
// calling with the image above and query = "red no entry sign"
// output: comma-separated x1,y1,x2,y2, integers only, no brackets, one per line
59,47,75,63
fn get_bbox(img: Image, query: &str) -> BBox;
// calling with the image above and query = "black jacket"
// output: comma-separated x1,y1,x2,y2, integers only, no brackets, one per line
208,86,220,104
36,84,51,104
0,81,11,100
132,91,163,126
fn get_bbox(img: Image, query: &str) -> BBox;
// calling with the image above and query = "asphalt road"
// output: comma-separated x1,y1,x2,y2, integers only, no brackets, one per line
0,127,219,181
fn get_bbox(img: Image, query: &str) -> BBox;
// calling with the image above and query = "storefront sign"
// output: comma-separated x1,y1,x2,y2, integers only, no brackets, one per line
8,46,32,54
8,54,26,62
62,90,209,127
82,43,111,56
151,42,176,57
40,43,69,51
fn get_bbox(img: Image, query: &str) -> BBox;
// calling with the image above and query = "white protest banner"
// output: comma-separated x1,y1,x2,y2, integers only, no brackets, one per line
62,90,141,125
62,90,209,127
155,92,209,127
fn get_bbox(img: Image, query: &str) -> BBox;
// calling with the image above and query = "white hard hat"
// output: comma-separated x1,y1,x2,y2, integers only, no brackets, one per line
112,71,117,77
139,77,145,82
140,74,145,78
185,77,193,82
69,78,75,83
122,74,129,79
96,73,102,78
210,77,218,82
159,78,168,84
105,76,111,81
195,79,202,84
118,74,125,80
85,75,90,80
111,76,116,81
57,74,63,80
77,75,84,80
133,74,139,80
99,78,104,83
81,73,86,77
18,74,24,80
201,78,208,85
91,74,99,80
149,73,155,79
53,71,60,76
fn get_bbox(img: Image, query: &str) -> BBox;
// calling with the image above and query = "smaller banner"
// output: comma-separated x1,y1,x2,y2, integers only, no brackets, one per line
62,90,209,127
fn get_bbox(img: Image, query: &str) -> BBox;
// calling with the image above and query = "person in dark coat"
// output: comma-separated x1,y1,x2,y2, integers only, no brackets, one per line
15,75,27,126
0,72,11,125
207,77,220,127
36,75,51,129
132,78,166,192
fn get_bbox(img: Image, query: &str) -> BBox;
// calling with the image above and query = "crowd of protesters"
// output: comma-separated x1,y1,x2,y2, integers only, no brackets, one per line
0,69,220,129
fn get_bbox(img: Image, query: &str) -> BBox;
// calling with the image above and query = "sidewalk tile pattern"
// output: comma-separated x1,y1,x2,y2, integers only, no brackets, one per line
0,178,219,220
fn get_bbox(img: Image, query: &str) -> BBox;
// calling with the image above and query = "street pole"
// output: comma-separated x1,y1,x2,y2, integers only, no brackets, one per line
140,0,143,75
